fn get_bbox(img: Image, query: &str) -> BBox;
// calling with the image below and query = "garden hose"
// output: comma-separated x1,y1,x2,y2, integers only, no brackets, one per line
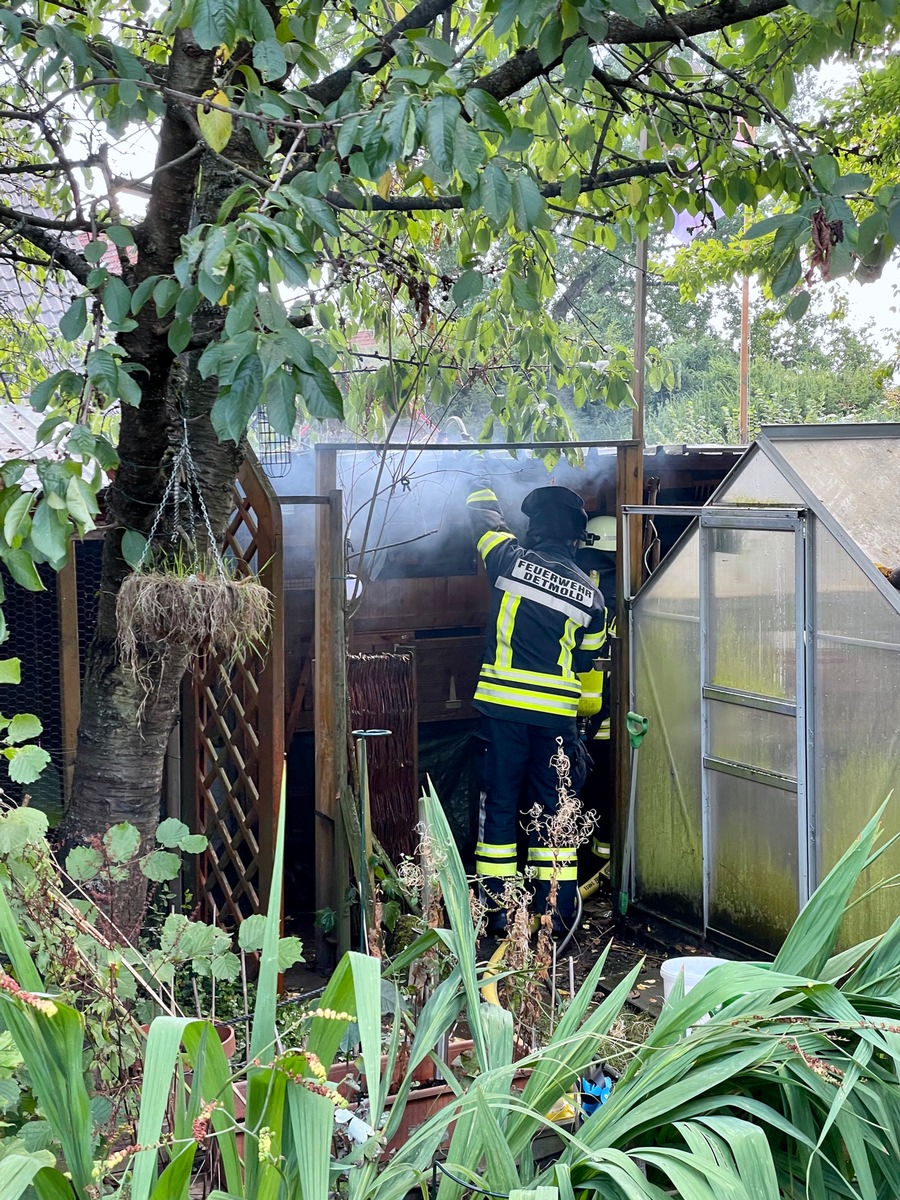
482,883,586,1007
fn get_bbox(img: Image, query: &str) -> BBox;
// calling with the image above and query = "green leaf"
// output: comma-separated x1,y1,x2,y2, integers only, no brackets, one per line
153,278,180,316
156,816,190,847
211,354,264,443
102,277,133,325
121,530,147,569
295,361,343,419
453,119,485,186
167,316,193,354
237,912,267,952
85,348,119,397
4,551,45,592
5,713,42,744
3,493,33,549
103,822,141,863
65,476,97,532
783,291,811,322
511,273,540,311
465,89,511,135
537,18,562,67
415,34,456,66
190,0,241,48
141,850,182,882
66,845,104,882
0,1154,73,1200
28,500,68,569
277,935,304,970
0,659,20,685
811,154,838,192
562,36,593,89
425,95,459,173
253,38,286,81
745,214,791,240
106,224,134,248
479,164,512,226
510,173,545,231
180,833,208,853
210,953,241,981
770,253,802,298
59,297,87,342
452,270,484,306
264,370,297,437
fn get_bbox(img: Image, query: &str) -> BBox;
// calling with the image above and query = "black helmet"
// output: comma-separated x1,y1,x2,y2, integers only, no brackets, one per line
521,486,588,543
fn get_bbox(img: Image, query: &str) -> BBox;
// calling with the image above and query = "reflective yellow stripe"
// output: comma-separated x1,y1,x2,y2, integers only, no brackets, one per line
467,489,497,504
532,865,578,882
581,628,607,651
594,718,611,741
494,591,520,671
477,529,514,559
592,839,611,857
528,847,576,862
479,664,581,693
558,616,578,676
474,682,578,717
476,860,518,878
476,842,517,858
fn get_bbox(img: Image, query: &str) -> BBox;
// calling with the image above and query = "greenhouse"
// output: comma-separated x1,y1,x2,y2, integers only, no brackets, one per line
630,424,900,952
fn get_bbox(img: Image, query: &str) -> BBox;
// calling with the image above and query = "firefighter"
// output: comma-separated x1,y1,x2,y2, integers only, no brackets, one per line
576,515,617,865
466,481,607,935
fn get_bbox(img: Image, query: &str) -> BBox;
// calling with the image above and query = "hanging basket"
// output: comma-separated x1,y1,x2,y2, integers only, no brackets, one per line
116,565,272,672
115,419,272,675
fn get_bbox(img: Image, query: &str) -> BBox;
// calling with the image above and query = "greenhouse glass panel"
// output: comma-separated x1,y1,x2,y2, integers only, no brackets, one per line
633,527,702,922
708,770,799,949
775,436,900,566
814,525,900,946
709,527,796,700
707,701,797,779
717,449,802,506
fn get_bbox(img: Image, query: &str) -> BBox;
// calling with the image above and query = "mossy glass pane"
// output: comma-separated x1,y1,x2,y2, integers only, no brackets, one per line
633,528,702,925
709,527,796,700
708,770,799,951
708,701,797,778
815,525,900,946
776,436,900,566
717,449,802,506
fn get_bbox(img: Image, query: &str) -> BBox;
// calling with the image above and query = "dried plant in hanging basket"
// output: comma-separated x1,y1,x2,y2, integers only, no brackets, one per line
116,564,272,676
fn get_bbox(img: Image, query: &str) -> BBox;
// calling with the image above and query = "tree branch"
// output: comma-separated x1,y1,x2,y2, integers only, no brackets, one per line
305,0,456,108
326,160,677,213
475,0,790,101
0,213,91,283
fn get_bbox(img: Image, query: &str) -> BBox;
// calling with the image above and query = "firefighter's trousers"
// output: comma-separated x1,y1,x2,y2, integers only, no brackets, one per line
476,715,582,926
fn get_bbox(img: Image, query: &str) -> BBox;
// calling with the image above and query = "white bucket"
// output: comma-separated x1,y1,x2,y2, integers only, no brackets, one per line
660,956,727,1002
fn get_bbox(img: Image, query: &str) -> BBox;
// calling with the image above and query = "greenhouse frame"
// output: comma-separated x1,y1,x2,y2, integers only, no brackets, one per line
628,424,900,953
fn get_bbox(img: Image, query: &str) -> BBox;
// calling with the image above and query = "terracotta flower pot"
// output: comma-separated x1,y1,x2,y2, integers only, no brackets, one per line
327,1037,476,1098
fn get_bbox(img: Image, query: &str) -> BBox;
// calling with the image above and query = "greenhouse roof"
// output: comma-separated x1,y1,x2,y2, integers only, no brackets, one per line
759,424,900,568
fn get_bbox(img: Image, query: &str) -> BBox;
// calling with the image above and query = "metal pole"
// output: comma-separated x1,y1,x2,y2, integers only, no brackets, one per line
739,273,750,444
632,127,649,447
352,728,392,953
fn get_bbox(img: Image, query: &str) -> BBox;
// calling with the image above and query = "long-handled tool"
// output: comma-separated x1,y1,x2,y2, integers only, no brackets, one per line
617,711,649,916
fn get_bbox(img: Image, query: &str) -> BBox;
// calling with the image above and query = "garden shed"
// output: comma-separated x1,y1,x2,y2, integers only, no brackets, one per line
629,424,900,953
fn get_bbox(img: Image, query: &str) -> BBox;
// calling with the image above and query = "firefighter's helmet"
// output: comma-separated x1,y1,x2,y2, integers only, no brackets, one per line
579,515,617,554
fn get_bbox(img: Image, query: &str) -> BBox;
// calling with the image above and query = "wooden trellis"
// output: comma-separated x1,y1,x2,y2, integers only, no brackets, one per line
188,450,284,929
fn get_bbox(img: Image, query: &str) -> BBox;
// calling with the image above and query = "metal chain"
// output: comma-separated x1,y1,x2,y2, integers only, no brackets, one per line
133,418,226,578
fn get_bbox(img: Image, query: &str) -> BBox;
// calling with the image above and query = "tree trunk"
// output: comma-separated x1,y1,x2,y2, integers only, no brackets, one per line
59,38,256,938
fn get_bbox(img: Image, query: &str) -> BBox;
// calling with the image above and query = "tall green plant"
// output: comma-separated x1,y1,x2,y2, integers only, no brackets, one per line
2,788,900,1199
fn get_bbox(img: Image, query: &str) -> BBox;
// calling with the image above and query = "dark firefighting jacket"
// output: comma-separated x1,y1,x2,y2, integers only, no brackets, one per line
467,485,606,728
